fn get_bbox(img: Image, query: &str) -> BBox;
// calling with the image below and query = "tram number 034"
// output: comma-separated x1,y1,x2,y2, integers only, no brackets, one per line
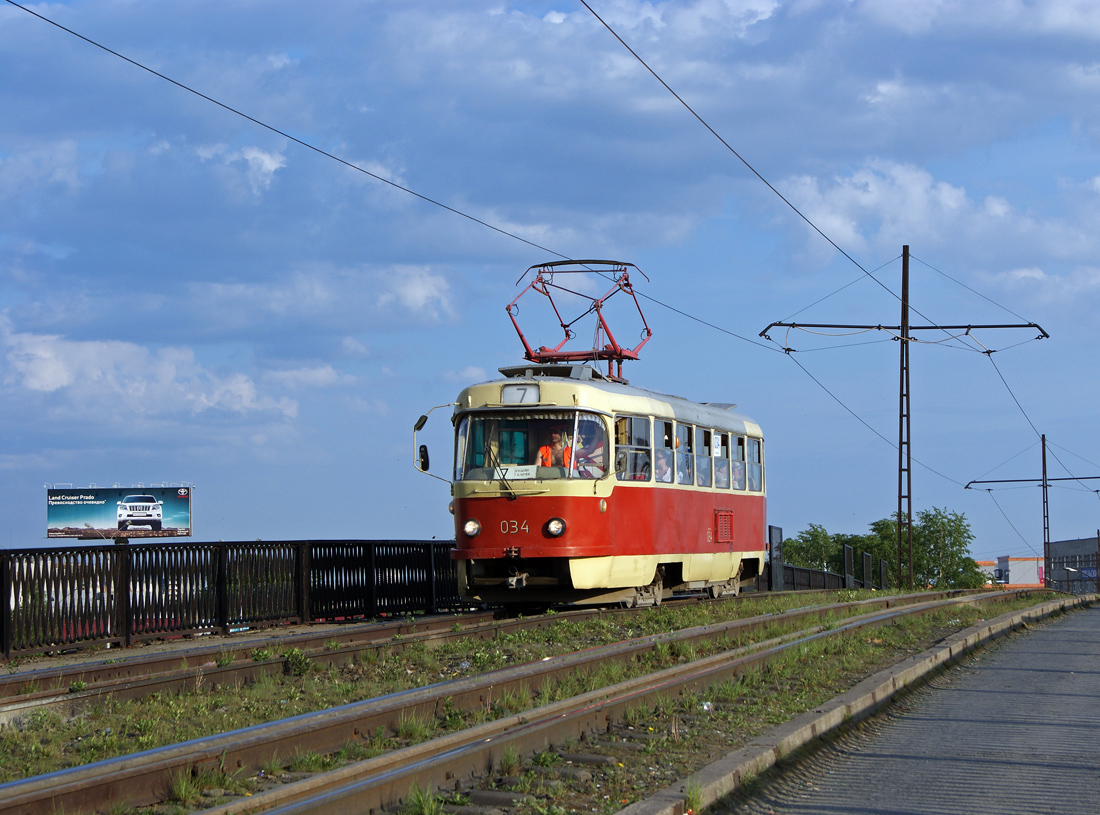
501,520,530,534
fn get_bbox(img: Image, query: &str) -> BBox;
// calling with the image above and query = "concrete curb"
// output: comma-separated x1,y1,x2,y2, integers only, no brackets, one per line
615,593,1096,815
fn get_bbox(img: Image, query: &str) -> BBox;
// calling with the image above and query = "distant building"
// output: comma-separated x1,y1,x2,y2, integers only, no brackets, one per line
1050,535,1099,594
993,556,1044,589
976,535,1099,593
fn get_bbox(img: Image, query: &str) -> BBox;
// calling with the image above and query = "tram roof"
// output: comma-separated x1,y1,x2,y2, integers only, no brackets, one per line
455,363,761,436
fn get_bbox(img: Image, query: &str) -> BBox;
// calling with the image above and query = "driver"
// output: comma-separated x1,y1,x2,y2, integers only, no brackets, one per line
533,426,572,468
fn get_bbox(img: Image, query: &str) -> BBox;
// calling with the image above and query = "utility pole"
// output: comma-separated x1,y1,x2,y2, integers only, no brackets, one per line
898,246,913,590
966,439,1099,589
761,245,1048,590
1042,434,1049,586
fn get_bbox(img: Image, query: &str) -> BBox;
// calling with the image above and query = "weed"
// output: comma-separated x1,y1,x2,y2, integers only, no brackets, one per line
283,648,313,676
491,686,527,717
215,650,235,668
401,783,446,815
622,705,644,727
437,698,466,731
396,711,432,742
68,679,87,694
324,639,341,651
167,769,202,806
250,646,274,662
531,749,560,767
289,749,334,773
498,744,523,776
685,781,703,815
524,802,568,815
261,753,284,775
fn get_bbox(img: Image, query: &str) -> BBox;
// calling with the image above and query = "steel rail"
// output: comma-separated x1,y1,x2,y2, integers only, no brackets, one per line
203,591,1026,815
0,589,860,721
0,611,496,698
0,589,964,728
0,599,711,724
0,589,1010,815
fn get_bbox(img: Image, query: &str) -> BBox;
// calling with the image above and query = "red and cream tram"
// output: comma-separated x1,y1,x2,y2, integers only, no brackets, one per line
447,363,766,605
416,260,767,606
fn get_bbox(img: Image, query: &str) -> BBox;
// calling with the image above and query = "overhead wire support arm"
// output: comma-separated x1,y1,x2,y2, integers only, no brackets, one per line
965,476,1100,488
759,321,1049,339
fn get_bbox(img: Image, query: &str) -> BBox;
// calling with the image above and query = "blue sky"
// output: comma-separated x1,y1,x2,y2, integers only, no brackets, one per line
2,0,1098,561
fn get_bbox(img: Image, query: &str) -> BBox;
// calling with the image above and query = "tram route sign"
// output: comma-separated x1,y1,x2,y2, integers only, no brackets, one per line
46,486,193,539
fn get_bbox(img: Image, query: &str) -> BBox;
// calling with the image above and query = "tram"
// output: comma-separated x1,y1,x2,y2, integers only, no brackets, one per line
416,261,767,606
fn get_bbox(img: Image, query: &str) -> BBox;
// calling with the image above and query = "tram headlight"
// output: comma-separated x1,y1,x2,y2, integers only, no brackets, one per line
545,517,566,537
463,519,481,538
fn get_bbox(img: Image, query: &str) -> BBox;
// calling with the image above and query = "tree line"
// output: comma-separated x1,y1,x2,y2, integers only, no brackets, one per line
782,507,987,589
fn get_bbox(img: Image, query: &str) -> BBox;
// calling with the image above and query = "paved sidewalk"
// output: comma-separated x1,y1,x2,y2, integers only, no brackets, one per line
720,605,1100,815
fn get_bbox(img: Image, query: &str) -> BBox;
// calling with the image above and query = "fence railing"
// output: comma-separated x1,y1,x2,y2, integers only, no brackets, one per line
1,536,892,658
755,537,888,593
1,540,461,658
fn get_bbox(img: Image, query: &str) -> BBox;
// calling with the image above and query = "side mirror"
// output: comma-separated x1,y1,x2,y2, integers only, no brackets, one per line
418,444,430,472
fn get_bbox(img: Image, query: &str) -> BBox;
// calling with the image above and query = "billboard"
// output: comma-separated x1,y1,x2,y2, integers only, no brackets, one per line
47,487,192,539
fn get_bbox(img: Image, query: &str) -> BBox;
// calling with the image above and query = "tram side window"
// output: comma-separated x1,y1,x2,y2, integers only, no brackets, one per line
747,438,764,492
696,428,713,488
613,415,651,481
654,420,674,483
714,432,731,489
675,423,694,485
732,436,747,490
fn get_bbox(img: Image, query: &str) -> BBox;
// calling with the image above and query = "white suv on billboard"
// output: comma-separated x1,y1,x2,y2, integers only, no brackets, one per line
117,495,164,531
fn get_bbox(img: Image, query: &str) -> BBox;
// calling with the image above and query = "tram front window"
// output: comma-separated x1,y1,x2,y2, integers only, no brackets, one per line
455,411,608,481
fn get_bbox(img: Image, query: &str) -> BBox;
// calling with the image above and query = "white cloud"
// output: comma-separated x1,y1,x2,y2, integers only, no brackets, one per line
342,337,370,356
857,0,1100,37
445,365,487,383
0,315,296,419
196,143,286,197
779,159,1089,263
265,365,355,388
376,266,455,320
0,140,80,200
981,265,1100,302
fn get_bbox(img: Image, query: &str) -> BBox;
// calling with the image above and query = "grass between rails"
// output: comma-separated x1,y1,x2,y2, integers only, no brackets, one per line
0,591,1051,807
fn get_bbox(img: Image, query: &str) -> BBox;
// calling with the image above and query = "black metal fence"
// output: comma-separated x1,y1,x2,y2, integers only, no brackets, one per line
1,533,893,659
0,540,461,658
756,532,889,593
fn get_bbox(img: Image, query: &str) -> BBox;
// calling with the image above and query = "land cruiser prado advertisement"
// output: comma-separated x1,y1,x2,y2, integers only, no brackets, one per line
47,487,192,539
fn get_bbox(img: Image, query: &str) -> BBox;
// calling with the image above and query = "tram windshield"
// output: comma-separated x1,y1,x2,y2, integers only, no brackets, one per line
455,410,608,481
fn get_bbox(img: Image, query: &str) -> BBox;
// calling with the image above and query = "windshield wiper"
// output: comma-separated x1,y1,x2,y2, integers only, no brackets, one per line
485,445,519,501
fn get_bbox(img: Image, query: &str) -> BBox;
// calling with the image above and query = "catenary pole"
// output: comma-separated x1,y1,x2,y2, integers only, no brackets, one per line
898,246,913,589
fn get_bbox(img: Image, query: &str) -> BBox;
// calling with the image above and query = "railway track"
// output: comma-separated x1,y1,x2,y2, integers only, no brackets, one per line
0,589,1016,815
0,589,961,728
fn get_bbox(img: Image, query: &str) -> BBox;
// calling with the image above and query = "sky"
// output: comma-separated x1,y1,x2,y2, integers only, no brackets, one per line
2,0,1098,561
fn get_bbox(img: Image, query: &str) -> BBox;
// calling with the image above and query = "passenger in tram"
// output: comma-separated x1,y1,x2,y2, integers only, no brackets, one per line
573,425,607,478
655,449,673,483
533,426,572,468
731,461,746,490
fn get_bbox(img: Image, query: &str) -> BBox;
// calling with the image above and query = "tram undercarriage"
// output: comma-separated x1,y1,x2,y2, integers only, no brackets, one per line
458,553,763,608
